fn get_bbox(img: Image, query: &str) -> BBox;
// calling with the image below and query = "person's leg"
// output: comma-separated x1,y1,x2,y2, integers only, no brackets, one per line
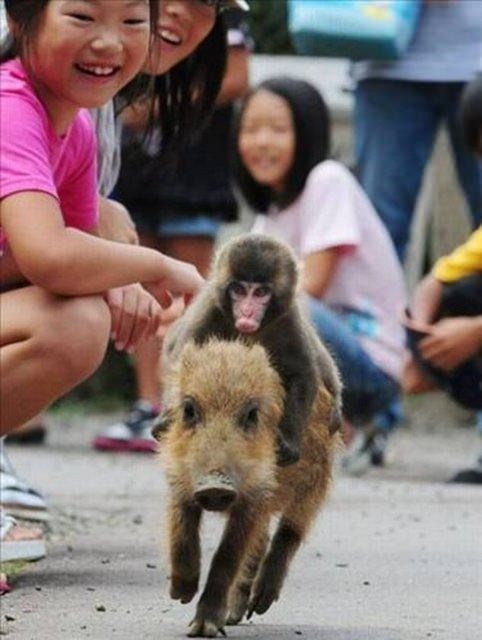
306,297,399,422
93,230,216,452
307,297,400,474
159,235,216,279
135,233,215,404
6,415,47,445
0,287,110,435
445,83,482,229
403,275,482,397
440,274,482,317
354,79,440,262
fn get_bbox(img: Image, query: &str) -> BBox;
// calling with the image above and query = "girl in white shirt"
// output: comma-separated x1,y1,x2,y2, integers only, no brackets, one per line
233,77,407,464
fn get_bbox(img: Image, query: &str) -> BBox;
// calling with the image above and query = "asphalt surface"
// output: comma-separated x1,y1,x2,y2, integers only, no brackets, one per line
1,394,481,640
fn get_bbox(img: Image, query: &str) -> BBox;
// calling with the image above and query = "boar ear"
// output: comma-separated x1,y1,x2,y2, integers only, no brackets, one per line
151,410,173,441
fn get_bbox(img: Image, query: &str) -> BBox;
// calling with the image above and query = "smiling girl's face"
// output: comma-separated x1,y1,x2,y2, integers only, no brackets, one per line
22,0,150,132
238,90,296,193
145,0,217,75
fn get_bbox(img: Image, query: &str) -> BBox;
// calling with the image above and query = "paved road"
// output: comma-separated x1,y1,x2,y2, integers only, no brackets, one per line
1,397,481,640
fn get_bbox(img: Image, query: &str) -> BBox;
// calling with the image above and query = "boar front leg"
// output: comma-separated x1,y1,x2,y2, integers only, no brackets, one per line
247,517,302,618
170,499,202,604
226,522,269,626
188,504,257,638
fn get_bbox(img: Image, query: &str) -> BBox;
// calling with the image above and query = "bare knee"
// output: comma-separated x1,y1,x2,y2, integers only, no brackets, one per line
35,294,111,384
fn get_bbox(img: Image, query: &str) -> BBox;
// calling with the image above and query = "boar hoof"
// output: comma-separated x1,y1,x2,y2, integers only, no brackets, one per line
171,575,199,604
226,590,249,625
225,611,244,626
247,580,279,618
187,617,226,638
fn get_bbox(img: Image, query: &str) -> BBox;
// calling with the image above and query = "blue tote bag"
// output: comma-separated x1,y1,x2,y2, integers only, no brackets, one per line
289,0,422,60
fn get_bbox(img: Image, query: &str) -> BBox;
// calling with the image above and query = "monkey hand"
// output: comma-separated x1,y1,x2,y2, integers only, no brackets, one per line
153,293,186,340
276,436,300,467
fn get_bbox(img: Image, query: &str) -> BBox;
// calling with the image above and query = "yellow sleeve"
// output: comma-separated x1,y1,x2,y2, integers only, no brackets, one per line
432,227,482,283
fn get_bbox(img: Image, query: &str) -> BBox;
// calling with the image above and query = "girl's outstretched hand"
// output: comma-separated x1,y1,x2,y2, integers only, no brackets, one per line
105,284,163,353
144,255,205,306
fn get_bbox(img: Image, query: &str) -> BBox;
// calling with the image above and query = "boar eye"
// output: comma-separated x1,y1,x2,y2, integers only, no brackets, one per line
182,397,201,428
239,401,259,431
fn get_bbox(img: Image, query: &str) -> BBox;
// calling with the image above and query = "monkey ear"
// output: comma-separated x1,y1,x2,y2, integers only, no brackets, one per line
151,411,173,441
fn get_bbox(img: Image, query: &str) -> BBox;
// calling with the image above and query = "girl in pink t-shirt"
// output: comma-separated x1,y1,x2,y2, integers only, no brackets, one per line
0,0,219,440
0,0,242,581
233,77,407,462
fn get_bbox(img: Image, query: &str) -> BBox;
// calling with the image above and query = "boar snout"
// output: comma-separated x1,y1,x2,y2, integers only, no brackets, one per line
194,473,237,512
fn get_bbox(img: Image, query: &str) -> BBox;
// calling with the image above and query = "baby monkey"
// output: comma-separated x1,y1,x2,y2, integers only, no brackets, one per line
159,233,342,465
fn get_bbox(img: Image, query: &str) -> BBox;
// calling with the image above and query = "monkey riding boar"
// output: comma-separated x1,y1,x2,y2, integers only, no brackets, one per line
161,233,342,466
157,339,337,638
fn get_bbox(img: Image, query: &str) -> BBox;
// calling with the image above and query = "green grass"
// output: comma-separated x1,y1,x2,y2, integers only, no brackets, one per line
0,559,28,579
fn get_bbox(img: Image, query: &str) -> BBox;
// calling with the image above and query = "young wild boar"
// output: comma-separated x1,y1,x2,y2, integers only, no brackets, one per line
158,339,337,638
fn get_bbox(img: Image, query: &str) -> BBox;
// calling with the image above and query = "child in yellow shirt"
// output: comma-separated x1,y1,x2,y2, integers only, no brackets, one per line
403,74,482,483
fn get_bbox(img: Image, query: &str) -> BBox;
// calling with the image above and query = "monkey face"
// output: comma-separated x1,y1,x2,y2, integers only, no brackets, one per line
228,281,272,334
213,234,299,331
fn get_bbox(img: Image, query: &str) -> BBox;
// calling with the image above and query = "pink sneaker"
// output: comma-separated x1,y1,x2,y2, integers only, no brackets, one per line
93,401,159,453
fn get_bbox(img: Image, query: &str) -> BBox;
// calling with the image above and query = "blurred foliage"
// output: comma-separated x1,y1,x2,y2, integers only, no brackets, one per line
248,0,294,54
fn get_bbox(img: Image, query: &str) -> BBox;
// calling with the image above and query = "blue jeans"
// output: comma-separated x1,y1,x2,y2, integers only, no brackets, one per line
307,297,399,424
355,80,482,262
407,275,482,410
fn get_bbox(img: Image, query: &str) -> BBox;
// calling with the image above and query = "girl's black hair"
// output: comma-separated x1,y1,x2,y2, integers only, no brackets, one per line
1,0,48,62
126,15,227,162
2,0,226,162
1,0,159,62
232,77,331,213
459,73,482,154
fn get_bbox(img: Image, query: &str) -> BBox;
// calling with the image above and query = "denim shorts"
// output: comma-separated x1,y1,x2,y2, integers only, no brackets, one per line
134,212,221,240
306,296,400,424
406,274,482,410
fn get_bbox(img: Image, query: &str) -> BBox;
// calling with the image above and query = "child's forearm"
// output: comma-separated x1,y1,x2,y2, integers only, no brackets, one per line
474,316,482,344
28,228,172,295
411,273,443,323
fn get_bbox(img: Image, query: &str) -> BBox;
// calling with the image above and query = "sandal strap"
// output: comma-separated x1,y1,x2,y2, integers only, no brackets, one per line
0,510,17,539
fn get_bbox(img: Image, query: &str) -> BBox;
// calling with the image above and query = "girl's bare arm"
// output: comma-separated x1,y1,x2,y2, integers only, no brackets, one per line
1,192,203,297
301,248,340,298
